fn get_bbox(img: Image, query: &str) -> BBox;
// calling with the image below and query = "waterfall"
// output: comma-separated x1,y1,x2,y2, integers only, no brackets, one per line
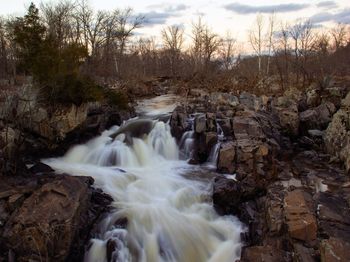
206,123,225,168
179,130,195,160
45,117,244,262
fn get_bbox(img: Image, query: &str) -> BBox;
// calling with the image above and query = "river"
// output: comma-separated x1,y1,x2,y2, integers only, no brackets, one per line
45,95,244,262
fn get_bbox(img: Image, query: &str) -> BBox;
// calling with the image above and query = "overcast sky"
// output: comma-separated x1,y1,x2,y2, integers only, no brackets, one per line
1,0,350,44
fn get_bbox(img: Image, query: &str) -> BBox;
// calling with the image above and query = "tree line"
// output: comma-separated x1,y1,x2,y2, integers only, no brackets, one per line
0,1,349,100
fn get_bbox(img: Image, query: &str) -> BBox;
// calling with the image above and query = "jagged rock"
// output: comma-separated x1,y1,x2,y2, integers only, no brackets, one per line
206,113,217,132
217,141,235,173
265,185,285,236
0,127,19,159
272,96,299,136
284,190,317,243
217,118,232,137
194,114,206,133
3,176,98,261
240,245,286,262
209,92,239,107
299,102,336,132
293,243,315,262
196,132,218,162
239,92,262,111
325,92,350,172
306,85,320,108
212,176,241,215
320,237,350,262
169,106,188,140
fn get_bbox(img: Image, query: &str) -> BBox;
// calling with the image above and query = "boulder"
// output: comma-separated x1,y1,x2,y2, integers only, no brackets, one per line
169,106,188,140
324,92,350,172
272,96,300,136
217,141,235,173
299,102,336,132
239,92,262,111
284,190,317,243
212,176,241,215
3,176,94,261
194,114,206,133
320,237,350,262
241,245,286,262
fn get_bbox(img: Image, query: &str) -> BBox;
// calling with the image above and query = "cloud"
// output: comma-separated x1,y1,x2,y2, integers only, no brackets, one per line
139,3,189,26
335,8,350,24
310,12,334,23
147,3,189,13
165,4,189,12
138,11,173,26
316,1,337,9
224,2,309,14
310,8,350,24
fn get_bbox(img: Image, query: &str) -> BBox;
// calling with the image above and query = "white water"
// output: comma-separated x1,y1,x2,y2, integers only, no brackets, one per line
45,106,243,262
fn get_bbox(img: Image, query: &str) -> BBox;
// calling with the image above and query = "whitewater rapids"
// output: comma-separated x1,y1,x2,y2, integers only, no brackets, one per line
45,118,244,262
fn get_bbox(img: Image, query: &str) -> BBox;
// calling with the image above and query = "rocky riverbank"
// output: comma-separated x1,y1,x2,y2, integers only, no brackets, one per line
169,85,350,261
0,81,350,261
0,166,113,261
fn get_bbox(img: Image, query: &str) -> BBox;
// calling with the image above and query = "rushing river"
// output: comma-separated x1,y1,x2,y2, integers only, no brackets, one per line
45,95,244,262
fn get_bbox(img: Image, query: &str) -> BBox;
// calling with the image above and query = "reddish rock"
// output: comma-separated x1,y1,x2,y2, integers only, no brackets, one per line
240,245,286,262
320,237,350,262
217,141,235,173
284,190,317,243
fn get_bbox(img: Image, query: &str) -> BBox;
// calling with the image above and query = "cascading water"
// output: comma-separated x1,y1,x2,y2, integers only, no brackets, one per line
207,123,225,168
44,96,244,262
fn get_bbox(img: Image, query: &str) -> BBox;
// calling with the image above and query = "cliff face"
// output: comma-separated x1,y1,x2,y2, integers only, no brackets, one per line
325,92,350,172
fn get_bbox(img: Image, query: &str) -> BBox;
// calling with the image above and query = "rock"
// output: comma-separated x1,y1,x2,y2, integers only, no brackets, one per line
217,141,235,173
308,129,324,138
293,243,316,262
209,92,239,107
239,92,262,111
194,114,206,133
3,176,91,261
217,118,232,137
272,96,300,136
206,113,217,132
284,190,317,243
265,185,285,236
232,114,265,140
299,102,336,132
0,127,19,159
316,192,350,242
306,85,320,108
324,92,350,172
320,237,350,262
240,245,286,262
0,200,9,227
212,176,241,215
29,162,54,174
169,106,188,140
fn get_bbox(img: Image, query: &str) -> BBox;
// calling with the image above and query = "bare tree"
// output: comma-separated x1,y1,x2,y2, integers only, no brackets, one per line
219,31,237,70
161,25,184,76
331,23,348,51
289,19,315,85
266,13,275,75
249,14,264,76
275,21,291,88
190,17,221,72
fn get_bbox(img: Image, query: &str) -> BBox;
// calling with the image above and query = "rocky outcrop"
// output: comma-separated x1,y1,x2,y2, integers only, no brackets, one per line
299,102,336,132
325,92,350,172
0,172,112,261
169,106,188,140
271,96,299,136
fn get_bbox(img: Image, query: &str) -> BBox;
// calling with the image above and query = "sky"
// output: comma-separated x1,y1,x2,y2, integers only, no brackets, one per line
1,0,350,44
